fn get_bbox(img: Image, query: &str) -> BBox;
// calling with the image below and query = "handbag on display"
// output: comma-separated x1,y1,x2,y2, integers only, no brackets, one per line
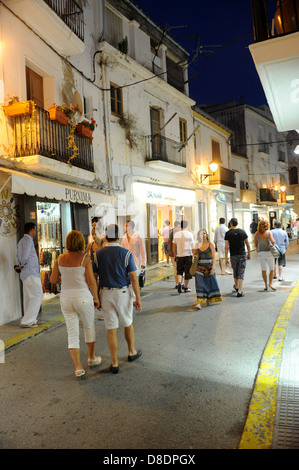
139,269,145,288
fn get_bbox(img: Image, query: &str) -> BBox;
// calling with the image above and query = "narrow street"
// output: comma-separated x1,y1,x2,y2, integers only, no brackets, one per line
1,242,298,450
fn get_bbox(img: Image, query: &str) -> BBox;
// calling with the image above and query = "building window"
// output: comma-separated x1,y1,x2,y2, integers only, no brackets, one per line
179,118,187,145
289,166,298,185
211,139,221,163
110,83,123,117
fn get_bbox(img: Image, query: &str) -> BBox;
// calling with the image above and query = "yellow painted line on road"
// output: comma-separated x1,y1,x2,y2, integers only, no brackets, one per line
239,281,299,449
3,315,65,351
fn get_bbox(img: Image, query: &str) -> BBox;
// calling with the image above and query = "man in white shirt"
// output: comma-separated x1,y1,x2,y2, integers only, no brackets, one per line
173,220,195,293
214,218,232,275
121,220,146,275
17,222,43,328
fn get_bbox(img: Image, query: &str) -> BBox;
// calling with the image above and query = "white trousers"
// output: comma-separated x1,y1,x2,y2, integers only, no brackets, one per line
60,291,96,349
21,275,43,325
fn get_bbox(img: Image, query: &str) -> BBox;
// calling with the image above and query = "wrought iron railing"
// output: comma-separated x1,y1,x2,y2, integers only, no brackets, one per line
209,166,236,188
251,0,299,43
44,0,84,41
13,106,94,172
145,134,186,168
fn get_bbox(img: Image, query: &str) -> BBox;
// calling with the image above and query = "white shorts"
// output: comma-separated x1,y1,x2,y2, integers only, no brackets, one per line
258,251,274,271
100,286,134,330
60,291,96,349
217,247,225,258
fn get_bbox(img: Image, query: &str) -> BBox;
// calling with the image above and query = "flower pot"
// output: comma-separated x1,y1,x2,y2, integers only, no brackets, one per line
275,0,299,34
48,108,69,126
3,101,32,117
76,124,93,143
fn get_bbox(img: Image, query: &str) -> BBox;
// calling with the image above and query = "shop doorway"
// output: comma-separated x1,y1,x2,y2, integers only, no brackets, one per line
157,204,173,262
36,202,62,297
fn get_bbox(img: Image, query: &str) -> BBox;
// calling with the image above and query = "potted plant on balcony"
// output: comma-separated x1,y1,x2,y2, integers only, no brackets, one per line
48,103,75,126
3,96,33,117
76,118,97,143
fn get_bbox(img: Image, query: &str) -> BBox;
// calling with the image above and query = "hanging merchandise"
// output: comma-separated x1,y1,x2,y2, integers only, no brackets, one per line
36,202,62,294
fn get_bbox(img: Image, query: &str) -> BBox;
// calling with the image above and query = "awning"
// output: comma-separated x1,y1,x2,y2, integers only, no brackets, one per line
1,169,115,207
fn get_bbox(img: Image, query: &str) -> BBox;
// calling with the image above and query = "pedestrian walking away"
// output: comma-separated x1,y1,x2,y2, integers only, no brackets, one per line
253,219,276,291
271,221,289,282
225,218,251,297
86,227,105,320
159,220,172,266
214,217,232,275
17,222,43,328
173,220,195,293
168,220,181,288
194,229,222,309
121,220,146,276
50,230,102,379
94,224,142,374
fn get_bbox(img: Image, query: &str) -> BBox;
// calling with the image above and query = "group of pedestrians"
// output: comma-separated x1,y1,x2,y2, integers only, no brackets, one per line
16,213,290,379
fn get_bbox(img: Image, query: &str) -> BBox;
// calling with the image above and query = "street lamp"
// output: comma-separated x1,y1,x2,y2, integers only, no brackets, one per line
280,185,286,192
198,160,218,183
294,145,299,155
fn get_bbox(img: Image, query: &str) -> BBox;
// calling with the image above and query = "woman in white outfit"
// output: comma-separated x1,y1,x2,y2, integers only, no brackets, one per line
254,220,276,291
50,230,102,379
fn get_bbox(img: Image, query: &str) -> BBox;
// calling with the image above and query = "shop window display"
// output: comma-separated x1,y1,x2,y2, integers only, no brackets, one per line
36,202,61,296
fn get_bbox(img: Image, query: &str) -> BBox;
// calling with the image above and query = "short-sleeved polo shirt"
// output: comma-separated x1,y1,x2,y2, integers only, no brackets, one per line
94,243,136,288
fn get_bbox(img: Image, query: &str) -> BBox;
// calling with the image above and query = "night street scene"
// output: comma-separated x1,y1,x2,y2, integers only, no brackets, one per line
1,0,299,458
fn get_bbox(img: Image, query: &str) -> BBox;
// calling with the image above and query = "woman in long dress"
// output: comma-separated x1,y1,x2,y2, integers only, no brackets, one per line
194,229,222,309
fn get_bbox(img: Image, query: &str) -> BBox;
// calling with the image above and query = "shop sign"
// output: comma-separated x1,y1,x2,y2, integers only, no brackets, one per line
216,192,227,203
65,188,92,204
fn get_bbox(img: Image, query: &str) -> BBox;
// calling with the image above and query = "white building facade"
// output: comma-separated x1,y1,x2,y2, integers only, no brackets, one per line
1,0,236,325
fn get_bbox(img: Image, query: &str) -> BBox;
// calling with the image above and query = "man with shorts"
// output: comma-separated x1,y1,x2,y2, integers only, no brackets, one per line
271,221,289,281
214,217,232,275
94,224,142,374
173,220,195,293
225,218,251,297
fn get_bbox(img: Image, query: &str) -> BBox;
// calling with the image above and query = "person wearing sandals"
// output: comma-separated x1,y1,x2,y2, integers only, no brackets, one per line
173,220,195,293
194,229,222,309
50,230,102,379
93,224,142,374
253,219,276,291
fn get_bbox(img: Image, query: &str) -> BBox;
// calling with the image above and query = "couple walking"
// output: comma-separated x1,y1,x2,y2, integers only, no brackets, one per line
50,224,142,379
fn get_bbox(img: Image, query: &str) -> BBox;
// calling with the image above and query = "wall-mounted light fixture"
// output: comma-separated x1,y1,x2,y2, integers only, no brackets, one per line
197,161,218,183
280,185,286,192
294,145,299,155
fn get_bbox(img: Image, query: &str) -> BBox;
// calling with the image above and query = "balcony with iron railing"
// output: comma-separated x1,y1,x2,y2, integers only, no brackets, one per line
208,166,236,188
145,134,186,171
44,0,84,42
6,0,85,55
12,106,94,173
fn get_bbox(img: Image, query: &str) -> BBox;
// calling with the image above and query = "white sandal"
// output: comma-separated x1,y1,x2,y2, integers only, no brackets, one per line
75,369,86,379
88,356,102,369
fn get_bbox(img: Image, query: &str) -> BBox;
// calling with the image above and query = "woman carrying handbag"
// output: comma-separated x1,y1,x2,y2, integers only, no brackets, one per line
192,229,222,310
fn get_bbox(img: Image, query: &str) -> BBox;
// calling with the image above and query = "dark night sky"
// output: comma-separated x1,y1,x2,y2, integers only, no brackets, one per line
134,0,272,107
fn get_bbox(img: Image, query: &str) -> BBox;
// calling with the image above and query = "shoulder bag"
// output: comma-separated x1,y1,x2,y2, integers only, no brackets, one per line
267,231,281,259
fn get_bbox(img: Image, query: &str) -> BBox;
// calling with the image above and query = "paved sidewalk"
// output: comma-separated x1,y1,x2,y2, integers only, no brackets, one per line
0,261,174,350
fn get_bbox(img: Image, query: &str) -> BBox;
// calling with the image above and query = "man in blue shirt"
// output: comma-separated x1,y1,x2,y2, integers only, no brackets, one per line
94,224,142,373
17,222,43,328
271,221,289,281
